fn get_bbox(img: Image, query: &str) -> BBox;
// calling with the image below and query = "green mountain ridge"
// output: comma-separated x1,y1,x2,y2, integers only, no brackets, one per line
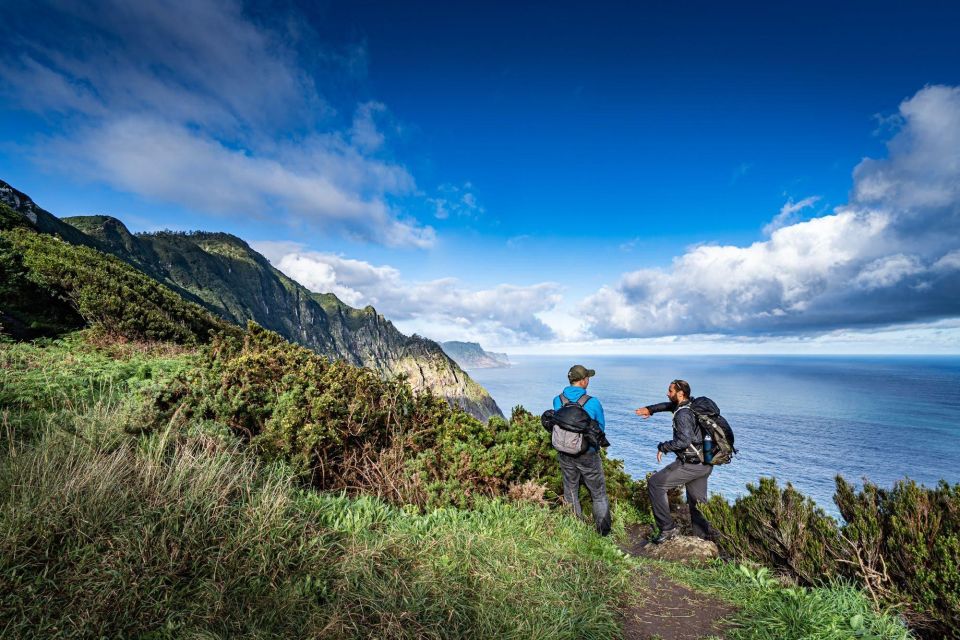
0,179,501,421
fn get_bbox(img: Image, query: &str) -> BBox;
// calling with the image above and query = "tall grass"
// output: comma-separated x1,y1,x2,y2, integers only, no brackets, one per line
0,425,633,639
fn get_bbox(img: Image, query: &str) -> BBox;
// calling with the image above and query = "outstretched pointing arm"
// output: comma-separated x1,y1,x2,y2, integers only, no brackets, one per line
635,401,676,418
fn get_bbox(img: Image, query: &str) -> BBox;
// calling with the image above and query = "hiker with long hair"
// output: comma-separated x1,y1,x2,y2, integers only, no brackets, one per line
635,379,718,543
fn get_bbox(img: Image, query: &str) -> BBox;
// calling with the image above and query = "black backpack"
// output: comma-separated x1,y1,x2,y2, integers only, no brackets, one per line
687,396,737,465
540,393,609,455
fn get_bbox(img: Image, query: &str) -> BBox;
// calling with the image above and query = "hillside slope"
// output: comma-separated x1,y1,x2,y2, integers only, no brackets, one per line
0,179,501,420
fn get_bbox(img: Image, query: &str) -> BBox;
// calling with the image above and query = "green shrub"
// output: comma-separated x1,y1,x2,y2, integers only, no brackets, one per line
161,323,650,513
835,477,960,636
0,232,85,338
701,477,844,584
703,475,960,639
0,330,196,446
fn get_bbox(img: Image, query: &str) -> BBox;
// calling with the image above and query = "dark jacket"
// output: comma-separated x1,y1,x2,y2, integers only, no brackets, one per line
645,400,703,460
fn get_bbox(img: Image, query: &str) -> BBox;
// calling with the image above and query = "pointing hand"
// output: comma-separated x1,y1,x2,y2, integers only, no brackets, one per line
635,407,651,418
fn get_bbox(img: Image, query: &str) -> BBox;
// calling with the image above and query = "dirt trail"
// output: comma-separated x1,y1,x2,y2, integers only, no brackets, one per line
618,525,736,640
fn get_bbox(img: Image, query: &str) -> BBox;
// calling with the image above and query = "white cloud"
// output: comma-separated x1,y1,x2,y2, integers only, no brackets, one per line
503,319,960,356
583,85,960,338
350,101,388,152
2,0,436,248
763,195,821,235
43,115,434,247
853,254,924,290
428,182,485,220
506,234,530,248
251,242,562,345
933,249,960,273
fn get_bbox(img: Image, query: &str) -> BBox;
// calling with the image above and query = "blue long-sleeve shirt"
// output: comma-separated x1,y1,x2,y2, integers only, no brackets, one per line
553,385,605,432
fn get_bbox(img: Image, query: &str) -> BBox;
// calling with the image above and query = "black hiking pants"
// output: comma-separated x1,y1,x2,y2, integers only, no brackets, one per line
558,450,611,536
648,458,713,536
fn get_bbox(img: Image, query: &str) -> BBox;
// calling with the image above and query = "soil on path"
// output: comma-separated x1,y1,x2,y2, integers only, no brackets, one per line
618,524,736,640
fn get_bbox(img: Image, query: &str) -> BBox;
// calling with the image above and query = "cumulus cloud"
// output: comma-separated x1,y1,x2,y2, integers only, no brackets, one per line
252,242,561,344
583,85,960,338
2,0,435,247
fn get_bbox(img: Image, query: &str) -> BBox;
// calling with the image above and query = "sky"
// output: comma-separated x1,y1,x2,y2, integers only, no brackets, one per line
2,0,960,353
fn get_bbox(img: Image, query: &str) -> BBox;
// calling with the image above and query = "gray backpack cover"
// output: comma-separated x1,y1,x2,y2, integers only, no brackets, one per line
549,393,592,455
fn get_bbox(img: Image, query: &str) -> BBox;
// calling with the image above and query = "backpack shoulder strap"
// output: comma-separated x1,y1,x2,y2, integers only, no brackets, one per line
576,394,590,407
558,393,570,405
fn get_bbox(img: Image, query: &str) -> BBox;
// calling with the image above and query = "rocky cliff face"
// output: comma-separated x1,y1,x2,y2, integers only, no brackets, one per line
1,179,503,422
441,341,511,369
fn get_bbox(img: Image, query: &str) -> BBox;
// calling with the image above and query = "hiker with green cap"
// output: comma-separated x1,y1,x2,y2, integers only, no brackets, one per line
551,364,611,536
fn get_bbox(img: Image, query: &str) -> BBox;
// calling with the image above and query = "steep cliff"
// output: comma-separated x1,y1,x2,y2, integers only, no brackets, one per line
0,179,502,421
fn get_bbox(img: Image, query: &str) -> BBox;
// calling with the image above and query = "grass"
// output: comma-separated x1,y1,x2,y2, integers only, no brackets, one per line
0,330,195,445
659,560,913,640
0,425,635,639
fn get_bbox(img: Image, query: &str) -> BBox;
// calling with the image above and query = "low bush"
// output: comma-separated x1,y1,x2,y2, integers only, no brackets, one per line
703,476,960,639
701,477,844,584
835,477,960,636
158,323,650,514
0,330,195,446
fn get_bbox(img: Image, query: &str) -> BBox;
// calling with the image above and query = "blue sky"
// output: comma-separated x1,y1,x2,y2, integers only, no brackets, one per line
3,1,960,352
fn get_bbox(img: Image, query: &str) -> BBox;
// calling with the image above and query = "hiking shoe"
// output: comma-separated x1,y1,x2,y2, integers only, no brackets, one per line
652,527,679,544
698,525,722,543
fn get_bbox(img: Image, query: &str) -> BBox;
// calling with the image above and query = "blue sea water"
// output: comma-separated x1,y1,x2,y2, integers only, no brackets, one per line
468,355,960,518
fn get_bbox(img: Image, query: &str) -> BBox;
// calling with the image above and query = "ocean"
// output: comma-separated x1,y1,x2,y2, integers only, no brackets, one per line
468,355,960,518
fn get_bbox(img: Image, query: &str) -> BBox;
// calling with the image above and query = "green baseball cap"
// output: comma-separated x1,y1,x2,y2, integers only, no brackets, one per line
567,364,596,382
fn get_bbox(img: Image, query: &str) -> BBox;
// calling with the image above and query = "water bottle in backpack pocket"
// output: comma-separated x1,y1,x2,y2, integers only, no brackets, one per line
689,396,737,465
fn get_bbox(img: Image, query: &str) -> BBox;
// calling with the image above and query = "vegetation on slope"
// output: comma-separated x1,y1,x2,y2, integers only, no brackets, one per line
1,332,637,639
150,321,645,511
0,429,632,638
66,216,503,419
661,561,912,640
2,176,502,420
0,326,928,640
703,477,960,638
0,225,234,343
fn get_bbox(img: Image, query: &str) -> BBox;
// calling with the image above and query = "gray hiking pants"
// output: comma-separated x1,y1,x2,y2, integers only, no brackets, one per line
558,450,611,535
648,458,713,536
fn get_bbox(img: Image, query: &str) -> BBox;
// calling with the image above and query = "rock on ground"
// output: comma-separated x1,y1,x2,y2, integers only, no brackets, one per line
640,535,719,564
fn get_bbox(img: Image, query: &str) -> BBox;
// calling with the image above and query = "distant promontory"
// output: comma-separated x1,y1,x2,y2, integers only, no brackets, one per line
441,341,511,369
